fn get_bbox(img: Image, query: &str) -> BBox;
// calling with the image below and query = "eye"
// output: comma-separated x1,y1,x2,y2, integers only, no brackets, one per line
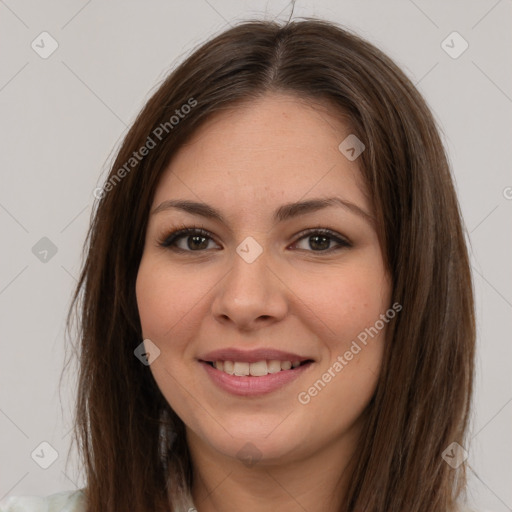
290,228,351,252
158,226,220,252
158,225,351,254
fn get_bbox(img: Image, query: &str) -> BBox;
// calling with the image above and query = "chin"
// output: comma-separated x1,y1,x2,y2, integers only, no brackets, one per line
198,422,305,465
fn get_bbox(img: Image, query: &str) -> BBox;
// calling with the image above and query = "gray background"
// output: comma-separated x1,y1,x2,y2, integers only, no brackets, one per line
0,1,511,510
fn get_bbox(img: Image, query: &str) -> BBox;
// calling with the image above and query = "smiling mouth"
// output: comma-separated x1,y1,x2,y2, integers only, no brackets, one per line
201,359,314,377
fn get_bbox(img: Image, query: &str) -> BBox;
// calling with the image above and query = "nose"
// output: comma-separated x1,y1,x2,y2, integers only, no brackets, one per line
211,245,288,332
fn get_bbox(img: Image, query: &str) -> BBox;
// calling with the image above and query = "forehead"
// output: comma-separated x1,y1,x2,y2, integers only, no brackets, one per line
153,93,370,217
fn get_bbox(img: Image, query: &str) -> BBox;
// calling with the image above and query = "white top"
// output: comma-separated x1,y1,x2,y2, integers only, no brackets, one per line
0,490,86,512
0,489,485,512
0,489,196,512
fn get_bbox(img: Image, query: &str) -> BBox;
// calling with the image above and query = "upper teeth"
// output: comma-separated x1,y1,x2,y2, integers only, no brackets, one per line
213,360,302,376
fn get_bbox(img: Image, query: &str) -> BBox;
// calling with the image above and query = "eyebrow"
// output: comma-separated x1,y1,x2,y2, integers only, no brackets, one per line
151,197,375,227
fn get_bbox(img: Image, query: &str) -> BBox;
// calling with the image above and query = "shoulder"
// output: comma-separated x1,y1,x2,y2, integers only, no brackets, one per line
0,489,85,512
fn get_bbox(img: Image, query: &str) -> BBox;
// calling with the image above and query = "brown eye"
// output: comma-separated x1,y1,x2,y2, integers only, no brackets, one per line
292,229,351,252
159,228,220,252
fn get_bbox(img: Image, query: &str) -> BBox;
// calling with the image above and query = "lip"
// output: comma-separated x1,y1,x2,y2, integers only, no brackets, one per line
198,347,314,364
200,360,314,396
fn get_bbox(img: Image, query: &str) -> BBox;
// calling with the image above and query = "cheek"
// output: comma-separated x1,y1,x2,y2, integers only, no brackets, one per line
135,258,209,428
291,258,390,346
291,257,390,407
136,259,182,348
136,266,167,338
135,259,193,341
296,279,388,435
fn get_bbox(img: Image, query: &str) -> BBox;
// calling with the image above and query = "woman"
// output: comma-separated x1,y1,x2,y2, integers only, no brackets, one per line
1,17,477,512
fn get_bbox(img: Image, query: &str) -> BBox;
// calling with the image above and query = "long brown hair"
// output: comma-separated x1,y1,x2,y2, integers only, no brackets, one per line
63,17,475,512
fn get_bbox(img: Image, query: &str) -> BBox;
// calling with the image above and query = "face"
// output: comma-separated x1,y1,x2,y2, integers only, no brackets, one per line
136,93,392,466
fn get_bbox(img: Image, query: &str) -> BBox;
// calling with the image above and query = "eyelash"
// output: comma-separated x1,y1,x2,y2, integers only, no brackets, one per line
157,224,352,254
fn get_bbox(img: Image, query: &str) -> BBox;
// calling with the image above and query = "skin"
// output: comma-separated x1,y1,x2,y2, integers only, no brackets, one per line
136,92,392,512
